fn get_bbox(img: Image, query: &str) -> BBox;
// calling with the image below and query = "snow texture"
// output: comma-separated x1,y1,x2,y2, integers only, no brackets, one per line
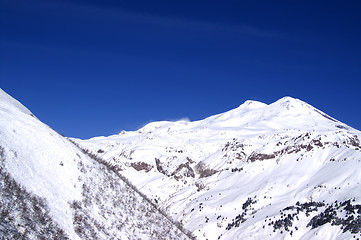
2,86,361,240
75,96,361,240
0,88,193,240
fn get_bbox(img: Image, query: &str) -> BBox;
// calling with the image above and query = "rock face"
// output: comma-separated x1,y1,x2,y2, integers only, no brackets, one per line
76,96,361,239
0,88,193,240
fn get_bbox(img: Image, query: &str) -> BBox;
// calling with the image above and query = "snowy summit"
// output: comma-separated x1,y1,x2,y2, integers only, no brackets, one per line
76,96,361,239
1,88,361,240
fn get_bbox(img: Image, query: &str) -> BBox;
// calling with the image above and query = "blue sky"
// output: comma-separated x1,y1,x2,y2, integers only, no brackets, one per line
1,0,360,138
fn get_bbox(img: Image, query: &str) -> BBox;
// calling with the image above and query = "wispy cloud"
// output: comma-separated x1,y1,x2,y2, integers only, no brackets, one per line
5,0,284,39
144,14,284,38
105,5,283,39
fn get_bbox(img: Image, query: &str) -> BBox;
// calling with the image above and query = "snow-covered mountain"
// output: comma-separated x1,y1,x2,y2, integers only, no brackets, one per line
0,88,194,239
75,96,361,240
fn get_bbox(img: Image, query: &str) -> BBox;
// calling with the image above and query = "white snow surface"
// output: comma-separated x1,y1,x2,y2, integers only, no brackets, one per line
0,89,83,238
0,88,192,240
75,96,361,240
2,86,361,239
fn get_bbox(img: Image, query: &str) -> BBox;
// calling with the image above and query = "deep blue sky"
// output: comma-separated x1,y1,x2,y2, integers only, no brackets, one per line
1,0,360,138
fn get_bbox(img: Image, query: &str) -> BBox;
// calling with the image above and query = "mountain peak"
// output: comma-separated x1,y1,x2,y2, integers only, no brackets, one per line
238,96,312,112
3,88,360,240
239,100,267,108
76,95,361,240
271,96,310,110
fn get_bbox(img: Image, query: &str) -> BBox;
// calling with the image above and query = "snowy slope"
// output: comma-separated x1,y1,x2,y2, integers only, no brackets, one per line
76,96,361,240
0,88,193,240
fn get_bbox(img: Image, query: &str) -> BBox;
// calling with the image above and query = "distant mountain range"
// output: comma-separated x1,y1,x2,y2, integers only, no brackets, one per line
1,88,361,239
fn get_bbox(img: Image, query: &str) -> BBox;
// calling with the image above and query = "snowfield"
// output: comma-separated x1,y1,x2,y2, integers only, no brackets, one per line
0,88,193,240
76,97,361,240
1,87,361,240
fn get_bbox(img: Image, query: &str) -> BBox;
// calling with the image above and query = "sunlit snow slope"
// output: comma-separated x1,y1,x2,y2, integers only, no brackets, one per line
76,97,361,240
0,88,193,240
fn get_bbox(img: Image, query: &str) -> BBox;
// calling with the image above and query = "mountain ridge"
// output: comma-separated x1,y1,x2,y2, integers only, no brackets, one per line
0,88,194,239
84,96,352,144
75,96,361,239
1,88,361,239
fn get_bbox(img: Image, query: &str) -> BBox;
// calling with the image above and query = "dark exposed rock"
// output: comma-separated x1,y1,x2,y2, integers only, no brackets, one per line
130,162,153,172
155,158,169,176
195,162,218,178
171,162,195,180
248,152,275,162
314,109,337,122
